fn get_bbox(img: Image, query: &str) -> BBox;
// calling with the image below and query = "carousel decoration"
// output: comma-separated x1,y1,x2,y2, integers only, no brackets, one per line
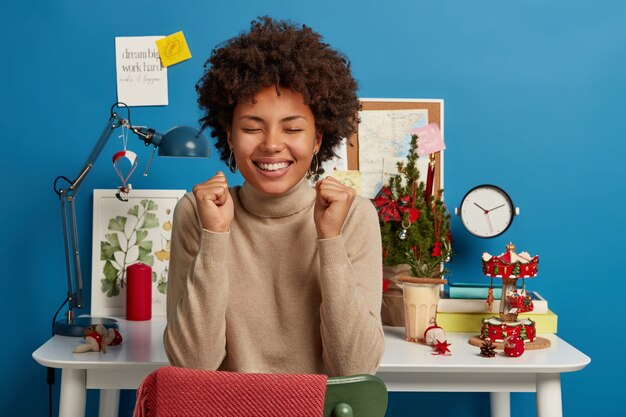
469,242,551,351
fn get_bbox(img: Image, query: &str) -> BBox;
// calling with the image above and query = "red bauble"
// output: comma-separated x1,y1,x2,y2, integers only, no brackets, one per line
503,335,525,357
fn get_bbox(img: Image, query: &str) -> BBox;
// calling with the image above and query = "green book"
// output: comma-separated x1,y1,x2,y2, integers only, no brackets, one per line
448,283,503,299
435,310,558,334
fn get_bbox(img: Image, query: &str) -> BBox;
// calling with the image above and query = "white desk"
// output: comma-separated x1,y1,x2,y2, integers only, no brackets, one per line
33,317,590,417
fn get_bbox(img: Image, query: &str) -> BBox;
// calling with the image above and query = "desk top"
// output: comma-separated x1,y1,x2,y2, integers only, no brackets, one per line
33,317,590,374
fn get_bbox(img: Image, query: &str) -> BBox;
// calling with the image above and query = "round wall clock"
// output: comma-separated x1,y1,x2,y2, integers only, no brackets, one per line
455,185,519,238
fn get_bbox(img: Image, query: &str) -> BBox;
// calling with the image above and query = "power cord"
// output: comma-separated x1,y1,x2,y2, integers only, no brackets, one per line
48,297,68,417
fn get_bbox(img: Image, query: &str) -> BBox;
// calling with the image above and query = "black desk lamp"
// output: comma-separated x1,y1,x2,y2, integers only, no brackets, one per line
53,103,209,336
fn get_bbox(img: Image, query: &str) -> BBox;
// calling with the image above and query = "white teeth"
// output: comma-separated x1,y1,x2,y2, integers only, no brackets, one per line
257,162,290,171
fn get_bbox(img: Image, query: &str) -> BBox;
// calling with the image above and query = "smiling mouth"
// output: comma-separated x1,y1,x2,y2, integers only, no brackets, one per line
254,161,292,172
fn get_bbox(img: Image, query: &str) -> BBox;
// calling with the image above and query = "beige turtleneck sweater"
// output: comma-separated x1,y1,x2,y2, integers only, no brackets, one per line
163,179,384,376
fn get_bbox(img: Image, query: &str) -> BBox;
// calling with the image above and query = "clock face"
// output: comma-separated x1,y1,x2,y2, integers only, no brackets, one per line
459,185,514,238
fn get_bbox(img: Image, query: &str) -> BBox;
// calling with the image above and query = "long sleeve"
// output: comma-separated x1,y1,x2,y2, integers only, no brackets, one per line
163,194,230,369
318,197,384,376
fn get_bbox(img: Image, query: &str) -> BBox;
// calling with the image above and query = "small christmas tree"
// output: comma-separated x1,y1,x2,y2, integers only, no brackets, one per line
376,134,452,278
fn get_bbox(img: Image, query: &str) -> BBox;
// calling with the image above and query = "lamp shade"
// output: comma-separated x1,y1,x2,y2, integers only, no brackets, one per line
156,126,210,157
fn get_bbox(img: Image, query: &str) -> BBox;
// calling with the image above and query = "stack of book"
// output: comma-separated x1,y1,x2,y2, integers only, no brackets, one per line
436,283,557,333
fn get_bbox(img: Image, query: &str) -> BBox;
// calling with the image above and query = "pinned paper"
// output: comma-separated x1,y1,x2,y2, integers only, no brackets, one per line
411,123,445,156
115,36,168,106
331,170,362,194
155,31,192,67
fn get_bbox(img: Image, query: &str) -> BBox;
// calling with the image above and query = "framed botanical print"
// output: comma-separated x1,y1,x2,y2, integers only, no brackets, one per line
91,189,186,317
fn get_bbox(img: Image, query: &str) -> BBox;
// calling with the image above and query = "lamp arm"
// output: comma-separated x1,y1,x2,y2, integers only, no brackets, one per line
70,113,127,193
55,112,128,317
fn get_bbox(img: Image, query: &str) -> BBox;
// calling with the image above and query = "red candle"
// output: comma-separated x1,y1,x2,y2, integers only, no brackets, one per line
126,262,152,321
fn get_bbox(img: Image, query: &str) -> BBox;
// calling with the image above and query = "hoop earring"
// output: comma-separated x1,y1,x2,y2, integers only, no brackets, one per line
307,153,319,179
228,150,238,173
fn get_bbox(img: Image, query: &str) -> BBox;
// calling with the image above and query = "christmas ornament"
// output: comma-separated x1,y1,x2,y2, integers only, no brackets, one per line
382,278,391,293
503,335,525,357
482,243,539,280
424,324,447,346
424,153,436,204
112,149,138,202
72,324,123,353
432,339,451,356
479,340,497,358
507,288,534,313
431,205,443,257
372,187,411,222
469,242,551,352
398,218,410,240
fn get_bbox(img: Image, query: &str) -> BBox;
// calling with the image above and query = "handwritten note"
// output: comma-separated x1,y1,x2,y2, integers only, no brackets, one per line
411,123,445,156
115,36,168,106
331,170,362,194
155,31,192,67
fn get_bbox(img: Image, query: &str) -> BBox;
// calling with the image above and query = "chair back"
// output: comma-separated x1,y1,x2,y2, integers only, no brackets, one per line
133,367,388,417
325,374,388,417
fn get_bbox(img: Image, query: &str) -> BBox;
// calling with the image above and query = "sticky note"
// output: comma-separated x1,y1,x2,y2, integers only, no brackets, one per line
331,170,362,195
411,123,446,156
155,31,192,67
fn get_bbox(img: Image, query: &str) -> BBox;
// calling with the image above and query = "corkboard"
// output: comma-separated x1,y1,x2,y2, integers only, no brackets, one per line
347,99,444,194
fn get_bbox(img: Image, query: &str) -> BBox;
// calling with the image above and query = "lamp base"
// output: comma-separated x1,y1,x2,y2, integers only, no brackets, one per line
54,316,119,337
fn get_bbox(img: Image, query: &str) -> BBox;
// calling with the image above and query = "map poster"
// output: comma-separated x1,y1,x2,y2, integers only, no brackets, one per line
357,109,430,198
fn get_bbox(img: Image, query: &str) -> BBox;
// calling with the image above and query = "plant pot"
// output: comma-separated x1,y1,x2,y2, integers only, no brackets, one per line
381,264,412,326
398,276,447,343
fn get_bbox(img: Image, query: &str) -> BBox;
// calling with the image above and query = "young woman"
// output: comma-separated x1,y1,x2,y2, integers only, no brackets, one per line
163,17,384,376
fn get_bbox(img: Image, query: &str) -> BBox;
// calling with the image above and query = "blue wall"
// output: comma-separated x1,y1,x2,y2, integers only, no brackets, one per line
2,1,624,416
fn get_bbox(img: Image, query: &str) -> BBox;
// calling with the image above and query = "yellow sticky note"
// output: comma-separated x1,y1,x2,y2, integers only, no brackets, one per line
331,170,362,195
155,31,192,67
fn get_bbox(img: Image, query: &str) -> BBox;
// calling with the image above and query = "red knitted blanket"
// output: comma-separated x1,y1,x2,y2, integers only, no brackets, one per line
133,367,328,417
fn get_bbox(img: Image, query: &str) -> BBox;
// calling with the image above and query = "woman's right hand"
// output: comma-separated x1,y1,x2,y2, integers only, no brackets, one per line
192,172,234,233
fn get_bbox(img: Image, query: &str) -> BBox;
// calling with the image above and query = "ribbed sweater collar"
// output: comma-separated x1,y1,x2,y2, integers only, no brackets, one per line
238,178,315,218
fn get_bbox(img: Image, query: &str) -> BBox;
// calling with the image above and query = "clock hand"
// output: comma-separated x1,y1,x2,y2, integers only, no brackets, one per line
487,204,505,212
485,212,493,233
474,202,489,212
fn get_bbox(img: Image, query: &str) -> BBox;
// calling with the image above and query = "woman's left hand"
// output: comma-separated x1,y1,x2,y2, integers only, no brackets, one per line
314,177,356,239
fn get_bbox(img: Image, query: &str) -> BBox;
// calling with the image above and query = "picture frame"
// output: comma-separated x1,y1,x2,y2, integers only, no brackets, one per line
91,189,186,317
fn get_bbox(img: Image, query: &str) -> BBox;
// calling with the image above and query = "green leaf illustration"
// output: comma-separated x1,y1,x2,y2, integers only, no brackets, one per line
138,240,153,252
157,282,167,294
136,229,148,243
140,212,159,229
127,205,139,217
99,197,165,298
103,261,119,282
100,278,120,297
104,233,121,247
141,199,158,211
138,253,154,266
100,241,118,261
108,216,127,232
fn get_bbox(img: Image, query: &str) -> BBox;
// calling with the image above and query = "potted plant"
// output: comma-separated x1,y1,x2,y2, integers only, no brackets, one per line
373,134,452,342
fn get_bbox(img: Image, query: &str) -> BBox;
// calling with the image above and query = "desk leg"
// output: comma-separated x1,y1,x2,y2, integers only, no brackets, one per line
490,392,510,417
59,369,86,417
99,389,120,417
536,373,562,417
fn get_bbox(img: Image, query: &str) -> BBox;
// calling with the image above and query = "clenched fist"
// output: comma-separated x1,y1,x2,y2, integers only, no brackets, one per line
314,177,356,239
192,172,234,233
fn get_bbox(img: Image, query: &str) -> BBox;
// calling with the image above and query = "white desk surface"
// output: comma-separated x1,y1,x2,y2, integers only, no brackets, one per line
32,316,591,417
33,316,590,375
